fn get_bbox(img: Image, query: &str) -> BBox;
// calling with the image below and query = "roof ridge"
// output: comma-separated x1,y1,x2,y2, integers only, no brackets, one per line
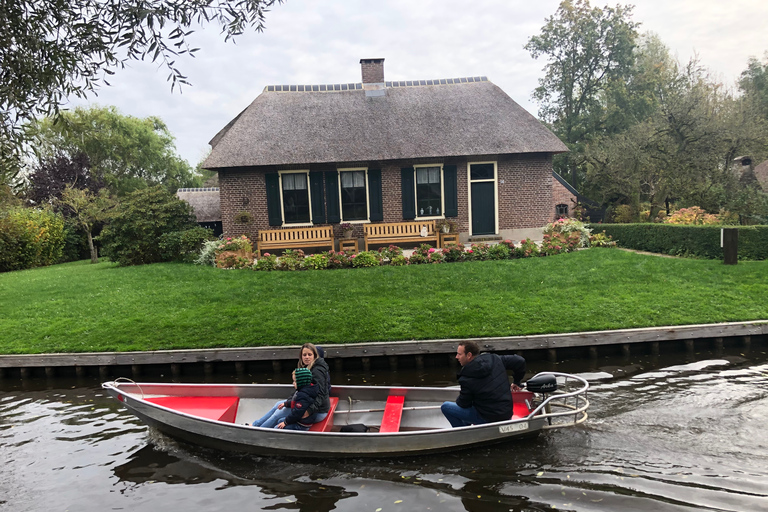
264,76,488,93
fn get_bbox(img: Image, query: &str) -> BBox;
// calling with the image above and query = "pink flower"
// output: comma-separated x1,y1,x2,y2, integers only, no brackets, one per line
264,253,270,257
428,248,435,253
467,249,473,253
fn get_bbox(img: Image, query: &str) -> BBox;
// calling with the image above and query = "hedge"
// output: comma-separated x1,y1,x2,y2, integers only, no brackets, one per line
591,224,768,260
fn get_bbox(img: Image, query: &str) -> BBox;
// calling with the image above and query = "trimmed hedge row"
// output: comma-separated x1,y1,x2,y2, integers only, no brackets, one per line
592,224,768,260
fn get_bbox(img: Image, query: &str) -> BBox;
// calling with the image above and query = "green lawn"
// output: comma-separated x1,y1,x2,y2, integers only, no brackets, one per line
1,249,766,354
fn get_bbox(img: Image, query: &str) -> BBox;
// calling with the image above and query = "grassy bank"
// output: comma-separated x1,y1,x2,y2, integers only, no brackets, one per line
1,249,767,354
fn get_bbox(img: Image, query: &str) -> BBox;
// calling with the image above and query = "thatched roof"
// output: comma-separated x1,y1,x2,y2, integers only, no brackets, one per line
176,188,221,222
203,78,567,169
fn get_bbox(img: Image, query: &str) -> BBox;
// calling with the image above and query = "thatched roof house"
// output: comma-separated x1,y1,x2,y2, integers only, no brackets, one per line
176,187,222,236
203,58,568,245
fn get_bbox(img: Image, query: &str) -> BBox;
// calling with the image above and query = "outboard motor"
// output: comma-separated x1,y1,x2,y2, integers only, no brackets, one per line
525,374,558,394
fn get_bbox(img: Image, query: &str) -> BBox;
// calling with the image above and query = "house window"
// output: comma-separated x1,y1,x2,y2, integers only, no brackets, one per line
556,204,569,218
281,172,310,224
340,170,367,221
416,166,441,217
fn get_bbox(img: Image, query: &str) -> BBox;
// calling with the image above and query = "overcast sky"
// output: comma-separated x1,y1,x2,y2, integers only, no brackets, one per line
65,0,768,168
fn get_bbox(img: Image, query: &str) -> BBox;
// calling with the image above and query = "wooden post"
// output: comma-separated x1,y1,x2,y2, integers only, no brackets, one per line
99,366,109,380
20,367,31,380
171,363,181,379
415,355,424,371
131,365,142,378
742,335,751,353
204,362,214,376
235,361,245,377
388,356,398,371
722,228,738,265
651,342,660,356
45,367,56,379
713,337,724,356
548,349,557,363
588,346,598,360
622,344,631,359
685,339,695,355
362,357,371,372
272,360,282,374
334,358,343,373
0,368,5,380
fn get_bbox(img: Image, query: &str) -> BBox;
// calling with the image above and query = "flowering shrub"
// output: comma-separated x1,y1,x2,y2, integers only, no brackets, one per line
325,250,352,269
195,239,224,266
408,252,427,264
427,251,445,263
277,249,304,271
217,253,252,269
253,253,278,271
390,254,408,266
442,242,465,262
378,244,403,260
465,243,490,261
664,206,720,225
589,231,617,248
302,253,329,270
540,233,568,256
543,218,591,247
487,243,511,260
516,238,540,258
350,251,381,268
216,235,253,253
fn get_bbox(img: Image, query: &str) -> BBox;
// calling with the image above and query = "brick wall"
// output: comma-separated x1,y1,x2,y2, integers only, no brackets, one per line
219,153,556,240
552,178,577,220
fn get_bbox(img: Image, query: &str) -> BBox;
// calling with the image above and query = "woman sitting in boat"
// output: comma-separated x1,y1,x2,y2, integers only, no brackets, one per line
273,368,319,430
299,343,331,424
251,343,330,428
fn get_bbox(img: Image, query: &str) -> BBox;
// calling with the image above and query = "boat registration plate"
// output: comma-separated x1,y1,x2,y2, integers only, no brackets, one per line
499,422,528,433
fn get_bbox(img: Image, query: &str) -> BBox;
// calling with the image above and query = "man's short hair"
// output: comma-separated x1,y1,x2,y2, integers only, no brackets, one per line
459,341,480,357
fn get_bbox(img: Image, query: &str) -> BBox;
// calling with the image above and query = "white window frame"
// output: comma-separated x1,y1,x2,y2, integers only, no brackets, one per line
278,170,313,226
466,161,499,236
413,164,445,220
337,167,370,223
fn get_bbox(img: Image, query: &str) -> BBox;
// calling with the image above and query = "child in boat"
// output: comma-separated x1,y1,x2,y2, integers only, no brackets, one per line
252,368,318,430
275,368,318,430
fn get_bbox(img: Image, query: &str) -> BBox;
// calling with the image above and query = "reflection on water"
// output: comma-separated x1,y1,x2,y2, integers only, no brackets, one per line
2,345,768,512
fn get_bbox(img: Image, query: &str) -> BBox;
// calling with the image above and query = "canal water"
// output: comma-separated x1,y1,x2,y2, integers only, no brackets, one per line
2,345,767,512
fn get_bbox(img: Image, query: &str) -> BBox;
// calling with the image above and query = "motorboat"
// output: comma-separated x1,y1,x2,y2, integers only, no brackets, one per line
102,372,588,458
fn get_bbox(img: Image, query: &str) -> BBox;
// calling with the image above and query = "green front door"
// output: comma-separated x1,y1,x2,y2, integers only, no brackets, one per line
470,163,496,235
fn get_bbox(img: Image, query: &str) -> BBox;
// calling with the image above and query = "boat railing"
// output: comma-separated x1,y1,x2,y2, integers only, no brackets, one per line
525,372,589,430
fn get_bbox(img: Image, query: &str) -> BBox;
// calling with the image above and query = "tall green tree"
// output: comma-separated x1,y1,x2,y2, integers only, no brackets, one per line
739,52,768,119
525,0,639,186
28,105,198,196
1,0,281,184
59,185,115,264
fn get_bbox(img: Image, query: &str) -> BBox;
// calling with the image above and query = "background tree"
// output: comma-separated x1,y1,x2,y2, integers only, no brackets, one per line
739,52,768,120
98,186,198,266
525,0,639,187
0,0,281,183
25,152,102,206
28,105,199,196
59,186,115,264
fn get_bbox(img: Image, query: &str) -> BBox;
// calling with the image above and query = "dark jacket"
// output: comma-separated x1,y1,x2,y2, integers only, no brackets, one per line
282,383,319,427
455,353,526,423
307,358,331,415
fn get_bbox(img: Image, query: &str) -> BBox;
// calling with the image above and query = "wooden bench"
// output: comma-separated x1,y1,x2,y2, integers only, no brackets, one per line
256,226,334,257
379,395,405,433
363,221,437,251
309,396,339,432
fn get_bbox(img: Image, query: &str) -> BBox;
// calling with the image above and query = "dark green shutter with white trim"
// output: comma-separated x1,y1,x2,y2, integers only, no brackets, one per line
265,173,282,226
325,171,341,223
368,169,383,221
443,165,458,218
309,172,325,224
401,167,415,220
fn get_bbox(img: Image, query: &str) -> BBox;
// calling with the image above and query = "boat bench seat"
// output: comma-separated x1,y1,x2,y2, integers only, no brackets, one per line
512,391,534,418
309,396,339,432
379,395,405,433
146,396,240,423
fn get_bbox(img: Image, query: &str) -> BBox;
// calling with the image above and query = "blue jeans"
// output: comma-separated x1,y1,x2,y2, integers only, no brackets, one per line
441,401,488,428
252,400,290,428
252,401,328,428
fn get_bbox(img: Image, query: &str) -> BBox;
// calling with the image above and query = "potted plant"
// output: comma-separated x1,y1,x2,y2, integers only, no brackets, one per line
436,219,457,234
340,222,354,239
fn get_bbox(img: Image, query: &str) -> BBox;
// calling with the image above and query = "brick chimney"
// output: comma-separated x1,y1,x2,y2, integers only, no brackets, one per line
360,58,385,83
361,58,386,97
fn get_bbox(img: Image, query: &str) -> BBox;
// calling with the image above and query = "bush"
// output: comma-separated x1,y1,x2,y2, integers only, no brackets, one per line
664,206,721,225
466,243,490,261
540,233,570,256
98,186,198,266
325,250,352,269
442,242,465,262
277,249,304,270
0,207,65,272
408,252,427,264
216,235,253,253
159,226,215,263
377,245,403,261
390,254,408,266
350,251,381,268
543,217,591,247
59,217,90,263
590,231,617,248
195,239,223,266
595,223,768,260
302,253,329,270
254,253,278,271
487,243,511,260
516,238,540,258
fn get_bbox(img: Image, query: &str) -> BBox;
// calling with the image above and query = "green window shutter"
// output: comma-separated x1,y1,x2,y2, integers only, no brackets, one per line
368,169,383,221
325,171,341,223
401,167,415,220
309,172,325,224
265,173,282,226
443,165,458,217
